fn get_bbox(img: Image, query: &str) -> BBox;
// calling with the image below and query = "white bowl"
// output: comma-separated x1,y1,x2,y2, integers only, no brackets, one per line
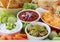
0,20,22,35
36,8,48,13
25,22,51,40
17,9,41,23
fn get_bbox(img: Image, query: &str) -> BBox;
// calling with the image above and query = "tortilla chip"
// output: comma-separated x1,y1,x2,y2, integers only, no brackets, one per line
0,0,9,8
7,0,20,9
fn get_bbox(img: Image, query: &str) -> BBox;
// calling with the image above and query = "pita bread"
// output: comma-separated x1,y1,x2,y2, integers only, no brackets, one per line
7,0,20,9
15,0,24,8
15,0,32,8
16,0,24,3
0,2,3,7
0,0,9,8
0,0,32,9
16,0,32,3
33,0,39,3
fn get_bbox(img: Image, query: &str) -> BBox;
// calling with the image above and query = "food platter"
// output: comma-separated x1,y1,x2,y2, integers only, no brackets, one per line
0,0,60,40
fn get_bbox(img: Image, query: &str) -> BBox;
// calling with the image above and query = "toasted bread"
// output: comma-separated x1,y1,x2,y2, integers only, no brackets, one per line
7,0,20,9
0,0,9,8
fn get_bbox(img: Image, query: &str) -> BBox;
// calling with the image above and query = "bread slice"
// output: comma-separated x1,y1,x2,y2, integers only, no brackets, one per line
7,0,20,9
0,0,9,8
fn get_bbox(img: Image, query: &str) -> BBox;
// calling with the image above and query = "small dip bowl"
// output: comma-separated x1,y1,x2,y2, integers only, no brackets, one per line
25,22,51,40
17,9,40,23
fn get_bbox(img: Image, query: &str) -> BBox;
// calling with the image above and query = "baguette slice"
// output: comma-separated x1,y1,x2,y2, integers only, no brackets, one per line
7,0,20,9
0,0,9,8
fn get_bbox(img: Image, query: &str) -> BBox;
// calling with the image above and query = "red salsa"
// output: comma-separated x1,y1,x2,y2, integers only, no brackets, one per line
18,11,39,22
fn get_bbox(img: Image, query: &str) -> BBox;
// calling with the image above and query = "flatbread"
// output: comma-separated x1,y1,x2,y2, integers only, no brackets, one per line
7,0,20,9
0,0,9,8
